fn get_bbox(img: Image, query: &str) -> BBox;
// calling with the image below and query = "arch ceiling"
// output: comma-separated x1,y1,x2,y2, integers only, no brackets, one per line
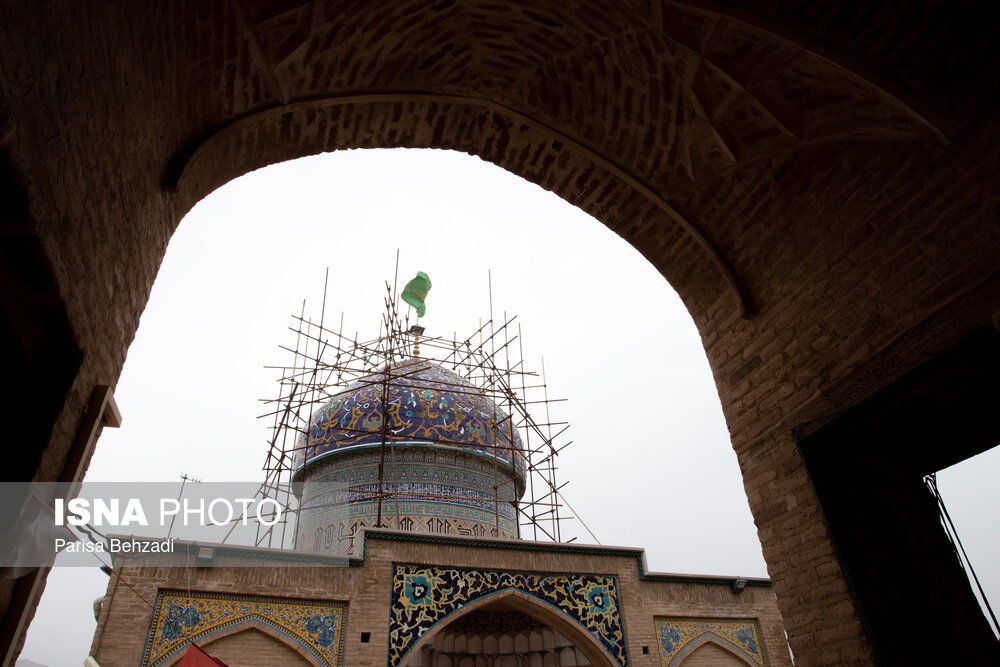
1,1,998,665
164,0,947,319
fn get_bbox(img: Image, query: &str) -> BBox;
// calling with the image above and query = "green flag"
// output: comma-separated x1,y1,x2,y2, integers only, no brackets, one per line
401,271,432,317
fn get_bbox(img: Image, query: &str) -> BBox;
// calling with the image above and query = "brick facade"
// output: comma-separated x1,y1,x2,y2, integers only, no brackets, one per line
2,2,999,664
90,531,790,666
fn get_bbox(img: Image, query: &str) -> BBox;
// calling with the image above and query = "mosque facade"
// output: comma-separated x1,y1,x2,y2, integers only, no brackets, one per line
89,356,791,667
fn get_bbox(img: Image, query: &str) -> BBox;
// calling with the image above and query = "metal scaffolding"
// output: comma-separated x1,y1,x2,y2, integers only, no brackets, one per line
248,268,597,551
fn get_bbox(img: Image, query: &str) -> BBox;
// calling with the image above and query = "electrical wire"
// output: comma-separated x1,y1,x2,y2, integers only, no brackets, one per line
925,472,999,636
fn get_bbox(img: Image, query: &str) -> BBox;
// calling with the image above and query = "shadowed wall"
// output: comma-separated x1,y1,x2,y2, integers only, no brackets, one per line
2,1,999,663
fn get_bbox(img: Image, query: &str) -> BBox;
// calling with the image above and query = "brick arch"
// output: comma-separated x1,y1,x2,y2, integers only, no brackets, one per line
170,95,751,317
3,1,1000,665
158,617,325,667
671,633,756,667
672,633,757,666
157,1,946,328
171,110,759,333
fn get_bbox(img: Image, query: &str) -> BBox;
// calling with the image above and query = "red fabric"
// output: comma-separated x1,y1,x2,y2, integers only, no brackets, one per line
177,643,228,666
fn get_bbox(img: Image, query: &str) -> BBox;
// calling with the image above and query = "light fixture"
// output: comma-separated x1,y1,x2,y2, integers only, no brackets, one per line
195,545,215,564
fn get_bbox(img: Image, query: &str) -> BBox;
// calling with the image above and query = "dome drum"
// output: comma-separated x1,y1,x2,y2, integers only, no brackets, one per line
295,446,521,554
292,359,527,553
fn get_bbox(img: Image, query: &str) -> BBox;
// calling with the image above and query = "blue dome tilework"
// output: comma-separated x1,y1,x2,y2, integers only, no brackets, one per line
293,359,526,478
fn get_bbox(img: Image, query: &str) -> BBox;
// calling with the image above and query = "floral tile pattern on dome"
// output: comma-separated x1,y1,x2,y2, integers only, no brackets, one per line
293,359,526,475
389,564,627,666
140,590,347,666
654,617,765,666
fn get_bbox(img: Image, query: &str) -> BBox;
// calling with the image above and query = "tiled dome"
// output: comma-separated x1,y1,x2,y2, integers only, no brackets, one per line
292,358,526,479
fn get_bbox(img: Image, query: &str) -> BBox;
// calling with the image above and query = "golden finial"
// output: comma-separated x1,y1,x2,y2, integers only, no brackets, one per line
408,324,425,357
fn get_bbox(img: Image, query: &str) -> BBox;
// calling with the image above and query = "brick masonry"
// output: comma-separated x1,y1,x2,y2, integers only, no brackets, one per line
1,1,999,664
89,532,791,667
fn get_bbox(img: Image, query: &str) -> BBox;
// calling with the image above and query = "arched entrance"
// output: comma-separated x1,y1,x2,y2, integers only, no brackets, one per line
675,639,753,666
3,2,999,664
161,619,321,667
402,590,617,667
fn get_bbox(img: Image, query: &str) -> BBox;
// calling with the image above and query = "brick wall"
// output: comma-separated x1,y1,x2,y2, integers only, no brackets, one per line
90,534,790,666
682,642,749,666
3,1,999,663
178,626,315,666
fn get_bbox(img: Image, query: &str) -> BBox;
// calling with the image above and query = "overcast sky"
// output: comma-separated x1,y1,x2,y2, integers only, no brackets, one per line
17,149,999,665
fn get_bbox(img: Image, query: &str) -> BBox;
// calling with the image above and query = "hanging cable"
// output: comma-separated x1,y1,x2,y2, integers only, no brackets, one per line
924,472,999,636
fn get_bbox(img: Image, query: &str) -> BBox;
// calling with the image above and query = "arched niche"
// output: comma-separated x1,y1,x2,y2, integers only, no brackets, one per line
402,589,618,667
678,637,755,665
159,617,325,667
